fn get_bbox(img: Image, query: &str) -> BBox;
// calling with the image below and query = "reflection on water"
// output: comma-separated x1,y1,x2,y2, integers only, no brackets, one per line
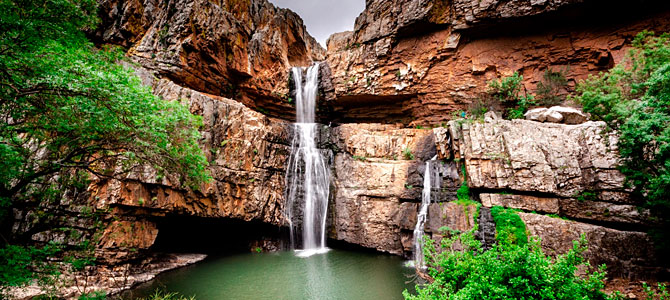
123,249,415,300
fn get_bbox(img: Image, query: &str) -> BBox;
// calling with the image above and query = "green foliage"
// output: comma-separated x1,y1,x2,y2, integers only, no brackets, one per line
0,243,62,291
490,206,528,247
536,68,569,106
575,31,670,247
352,155,368,162
575,191,598,202
489,72,525,102
488,72,536,119
0,0,211,208
643,282,669,300
138,290,196,300
402,147,415,160
78,291,106,300
404,227,617,300
0,0,211,294
456,165,470,202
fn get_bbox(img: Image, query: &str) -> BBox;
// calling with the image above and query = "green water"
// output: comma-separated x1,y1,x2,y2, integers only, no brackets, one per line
124,249,416,300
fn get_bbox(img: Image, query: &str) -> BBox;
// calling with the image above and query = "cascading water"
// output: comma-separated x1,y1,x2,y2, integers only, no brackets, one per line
285,63,331,257
413,156,439,269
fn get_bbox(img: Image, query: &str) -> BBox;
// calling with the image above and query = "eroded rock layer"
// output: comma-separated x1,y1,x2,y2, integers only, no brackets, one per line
95,0,325,119
323,0,670,125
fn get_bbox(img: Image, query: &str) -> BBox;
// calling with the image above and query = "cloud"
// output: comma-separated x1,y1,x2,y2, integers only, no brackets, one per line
268,0,365,47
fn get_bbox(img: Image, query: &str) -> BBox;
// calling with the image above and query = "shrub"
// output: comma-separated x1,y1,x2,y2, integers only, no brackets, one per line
404,228,615,300
490,206,528,247
403,147,415,160
536,68,569,106
575,31,670,249
488,72,536,119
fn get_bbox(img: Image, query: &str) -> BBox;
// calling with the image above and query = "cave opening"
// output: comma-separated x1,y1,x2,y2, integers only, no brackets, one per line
149,215,289,255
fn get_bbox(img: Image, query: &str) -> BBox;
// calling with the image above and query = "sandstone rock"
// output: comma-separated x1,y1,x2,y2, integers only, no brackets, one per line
448,119,630,200
480,193,560,214
96,0,325,120
558,198,653,226
91,69,294,226
484,110,501,123
324,1,670,125
544,109,564,123
427,202,477,233
432,127,452,159
526,106,589,124
520,213,666,278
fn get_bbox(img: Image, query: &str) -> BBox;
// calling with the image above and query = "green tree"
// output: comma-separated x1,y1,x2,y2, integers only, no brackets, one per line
0,0,210,292
0,0,210,214
575,31,670,249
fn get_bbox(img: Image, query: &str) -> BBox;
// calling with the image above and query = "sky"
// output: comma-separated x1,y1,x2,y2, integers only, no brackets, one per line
268,0,365,47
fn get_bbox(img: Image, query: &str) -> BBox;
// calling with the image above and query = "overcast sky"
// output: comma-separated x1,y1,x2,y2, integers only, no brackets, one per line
268,0,365,47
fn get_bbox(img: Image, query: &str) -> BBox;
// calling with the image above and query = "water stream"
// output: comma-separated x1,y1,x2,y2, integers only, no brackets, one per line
413,156,440,269
285,63,331,257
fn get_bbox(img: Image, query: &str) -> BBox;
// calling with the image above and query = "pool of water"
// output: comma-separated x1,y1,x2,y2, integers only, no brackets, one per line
123,249,416,300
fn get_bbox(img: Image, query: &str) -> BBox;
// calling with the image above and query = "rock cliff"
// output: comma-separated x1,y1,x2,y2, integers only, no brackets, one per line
94,0,324,120
12,1,670,296
323,0,670,125
435,118,665,278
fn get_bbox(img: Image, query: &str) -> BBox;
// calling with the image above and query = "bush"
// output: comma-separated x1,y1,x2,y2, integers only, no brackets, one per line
536,68,569,106
490,206,528,247
575,31,670,249
488,72,536,120
403,147,415,160
404,228,614,300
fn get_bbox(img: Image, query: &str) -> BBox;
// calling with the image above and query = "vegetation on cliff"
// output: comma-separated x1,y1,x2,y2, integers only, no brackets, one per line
0,0,209,294
576,31,670,249
404,208,616,300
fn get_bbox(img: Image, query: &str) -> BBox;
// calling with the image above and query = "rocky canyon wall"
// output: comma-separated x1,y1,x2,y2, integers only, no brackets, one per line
323,0,670,125
12,0,670,291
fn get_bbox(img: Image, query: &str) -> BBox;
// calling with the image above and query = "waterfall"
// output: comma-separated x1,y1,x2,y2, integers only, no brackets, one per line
413,156,439,269
286,63,331,257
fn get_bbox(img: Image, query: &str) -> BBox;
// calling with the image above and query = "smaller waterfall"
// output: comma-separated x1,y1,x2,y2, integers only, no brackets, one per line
413,156,439,269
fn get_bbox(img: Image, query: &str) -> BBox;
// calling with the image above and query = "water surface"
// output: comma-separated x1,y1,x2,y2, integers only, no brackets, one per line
125,249,416,300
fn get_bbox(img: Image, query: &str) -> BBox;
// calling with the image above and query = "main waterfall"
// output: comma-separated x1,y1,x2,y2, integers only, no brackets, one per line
413,156,440,269
285,63,331,257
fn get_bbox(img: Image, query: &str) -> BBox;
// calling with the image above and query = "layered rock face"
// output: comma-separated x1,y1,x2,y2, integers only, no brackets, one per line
328,124,467,254
14,2,670,295
323,0,670,125
434,118,665,278
95,0,324,119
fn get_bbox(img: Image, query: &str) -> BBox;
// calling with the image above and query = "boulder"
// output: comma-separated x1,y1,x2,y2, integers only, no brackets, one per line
525,106,588,124
524,108,548,122
548,106,589,124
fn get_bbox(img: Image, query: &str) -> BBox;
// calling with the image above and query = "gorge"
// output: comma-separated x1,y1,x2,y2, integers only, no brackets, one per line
4,0,670,299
